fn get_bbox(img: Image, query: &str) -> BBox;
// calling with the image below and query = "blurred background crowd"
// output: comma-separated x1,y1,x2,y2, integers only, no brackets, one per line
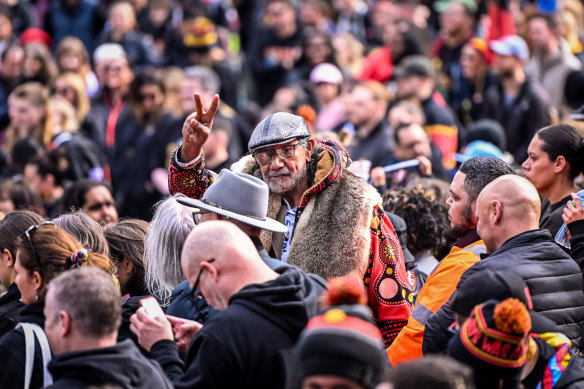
0,0,582,223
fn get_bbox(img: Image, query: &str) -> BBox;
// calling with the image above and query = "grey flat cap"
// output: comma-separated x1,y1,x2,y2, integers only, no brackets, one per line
248,112,310,152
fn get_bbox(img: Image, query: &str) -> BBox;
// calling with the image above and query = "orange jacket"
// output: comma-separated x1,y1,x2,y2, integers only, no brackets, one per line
386,236,485,365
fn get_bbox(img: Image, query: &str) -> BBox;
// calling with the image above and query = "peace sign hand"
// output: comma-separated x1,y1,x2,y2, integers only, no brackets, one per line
179,93,220,162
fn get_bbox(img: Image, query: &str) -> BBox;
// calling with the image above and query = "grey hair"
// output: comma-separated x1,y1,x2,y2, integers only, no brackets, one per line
52,211,110,257
144,194,195,306
183,66,221,95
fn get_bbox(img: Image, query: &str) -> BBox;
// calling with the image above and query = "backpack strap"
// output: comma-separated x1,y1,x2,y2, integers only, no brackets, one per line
18,323,53,389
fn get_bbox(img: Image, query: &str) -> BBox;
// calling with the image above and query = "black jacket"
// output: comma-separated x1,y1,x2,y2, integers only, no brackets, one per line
0,300,46,389
423,229,584,354
150,266,323,388
0,283,24,336
540,194,573,238
46,339,173,389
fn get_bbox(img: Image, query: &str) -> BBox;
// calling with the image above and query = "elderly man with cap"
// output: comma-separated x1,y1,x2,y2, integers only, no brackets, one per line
168,93,413,345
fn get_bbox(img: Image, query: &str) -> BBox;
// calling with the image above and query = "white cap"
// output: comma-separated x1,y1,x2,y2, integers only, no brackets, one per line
309,63,344,85
93,43,126,62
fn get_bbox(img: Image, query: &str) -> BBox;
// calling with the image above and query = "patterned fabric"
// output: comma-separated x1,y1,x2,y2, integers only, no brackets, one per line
535,332,573,389
168,137,412,346
537,344,571,389
366,205,413,345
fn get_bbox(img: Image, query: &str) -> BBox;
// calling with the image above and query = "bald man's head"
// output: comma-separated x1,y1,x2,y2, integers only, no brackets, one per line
181,220,259,277
476,175,541,253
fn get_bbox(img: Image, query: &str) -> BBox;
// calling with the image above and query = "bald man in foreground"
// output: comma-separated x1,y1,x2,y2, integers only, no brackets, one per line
423,175,584,353
130,221,323,388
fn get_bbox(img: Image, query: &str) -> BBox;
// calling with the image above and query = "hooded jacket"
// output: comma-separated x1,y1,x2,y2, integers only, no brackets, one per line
46,339,173,389
423,229,584,355
150,266,323,388
168,137,413,345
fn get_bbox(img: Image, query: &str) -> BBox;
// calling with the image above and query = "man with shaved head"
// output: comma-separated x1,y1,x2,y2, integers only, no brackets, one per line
424,175,584,353
130,221,323,388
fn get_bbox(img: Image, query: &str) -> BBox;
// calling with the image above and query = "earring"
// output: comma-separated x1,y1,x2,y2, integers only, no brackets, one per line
34,292,39,302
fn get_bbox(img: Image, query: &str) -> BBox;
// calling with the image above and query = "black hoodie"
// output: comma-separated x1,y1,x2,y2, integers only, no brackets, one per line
150,266,324,389
46,339,173,389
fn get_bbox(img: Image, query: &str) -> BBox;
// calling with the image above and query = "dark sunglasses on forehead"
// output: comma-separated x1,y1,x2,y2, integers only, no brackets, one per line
22,221,57,276
190,258,215,300
252,140,307,166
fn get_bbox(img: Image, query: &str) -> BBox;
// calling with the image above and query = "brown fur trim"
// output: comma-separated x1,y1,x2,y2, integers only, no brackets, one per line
286,172,378,279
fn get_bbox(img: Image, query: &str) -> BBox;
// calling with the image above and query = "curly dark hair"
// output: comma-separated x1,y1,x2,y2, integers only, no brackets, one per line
382,185,449,255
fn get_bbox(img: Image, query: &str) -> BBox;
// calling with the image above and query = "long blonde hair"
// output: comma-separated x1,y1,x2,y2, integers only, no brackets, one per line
3,82,52,151
56,72,90,121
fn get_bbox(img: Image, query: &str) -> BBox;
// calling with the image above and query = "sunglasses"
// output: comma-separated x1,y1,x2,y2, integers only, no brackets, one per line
22,221,57,276
252,141,307,166
190,258,215,300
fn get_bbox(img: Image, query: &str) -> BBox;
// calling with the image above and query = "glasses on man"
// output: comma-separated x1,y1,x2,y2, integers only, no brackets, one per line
190,258,215,300
252,140,307,166
22,221,57,276
192,209,210,225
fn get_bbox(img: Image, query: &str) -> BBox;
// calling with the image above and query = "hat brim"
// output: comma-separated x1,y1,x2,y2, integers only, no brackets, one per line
490,41,513,56
177,197,288,233
248,135,310,153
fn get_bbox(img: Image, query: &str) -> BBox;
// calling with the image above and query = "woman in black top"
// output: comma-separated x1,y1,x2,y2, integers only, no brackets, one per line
522,123,584,237
0,210,44,336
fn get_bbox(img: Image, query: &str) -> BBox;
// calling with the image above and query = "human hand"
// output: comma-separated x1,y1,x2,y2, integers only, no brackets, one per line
370,167,387,187
563,193,584,225
179,93,220,162
129,307,174,352
416,156,432,176
167,315,203,353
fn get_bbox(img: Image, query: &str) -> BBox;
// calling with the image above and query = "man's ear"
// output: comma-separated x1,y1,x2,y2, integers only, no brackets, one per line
469,199,478,227
59,311,72,337
305,138,315,162
492,200,503,225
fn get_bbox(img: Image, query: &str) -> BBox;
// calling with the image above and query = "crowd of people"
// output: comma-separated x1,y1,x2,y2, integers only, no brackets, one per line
0,0,584,387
